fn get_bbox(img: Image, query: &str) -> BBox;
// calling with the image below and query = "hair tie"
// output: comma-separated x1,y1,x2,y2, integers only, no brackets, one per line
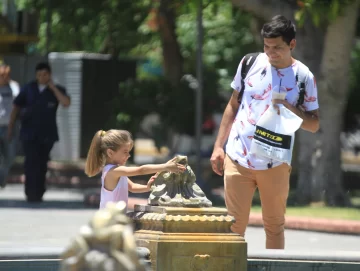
101,130,106,137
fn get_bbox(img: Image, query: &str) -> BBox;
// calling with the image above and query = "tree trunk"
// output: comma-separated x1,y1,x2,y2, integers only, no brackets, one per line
293,18,325,205
99,36,112,54
249,17,266,46
156,0,183,86
231,0,275,20
312,96,345,204
313,0,359,206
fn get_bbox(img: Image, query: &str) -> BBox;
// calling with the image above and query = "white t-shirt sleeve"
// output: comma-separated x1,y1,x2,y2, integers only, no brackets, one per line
230,56,246,92
9,80,20,98
303,71,319,111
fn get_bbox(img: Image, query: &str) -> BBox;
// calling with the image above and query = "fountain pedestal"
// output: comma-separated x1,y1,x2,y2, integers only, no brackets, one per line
130,205,247,271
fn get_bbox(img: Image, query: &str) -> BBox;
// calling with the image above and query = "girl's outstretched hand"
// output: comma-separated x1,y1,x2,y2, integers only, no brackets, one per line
165,157,186,173
147,175,157,189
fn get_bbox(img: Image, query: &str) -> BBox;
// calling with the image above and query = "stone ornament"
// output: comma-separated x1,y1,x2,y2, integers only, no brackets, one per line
148,155,212,207
191,254,211,271
60,201,147,271
129,205,235,234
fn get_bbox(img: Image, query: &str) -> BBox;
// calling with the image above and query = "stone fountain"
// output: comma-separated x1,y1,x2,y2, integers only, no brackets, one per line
129,155,247,271
60,201,149,271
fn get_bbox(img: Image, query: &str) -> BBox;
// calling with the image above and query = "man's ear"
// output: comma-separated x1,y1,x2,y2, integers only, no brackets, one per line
290,39,296,51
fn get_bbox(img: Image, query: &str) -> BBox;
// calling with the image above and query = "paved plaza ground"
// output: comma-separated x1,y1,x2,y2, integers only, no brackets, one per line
0,184,360,256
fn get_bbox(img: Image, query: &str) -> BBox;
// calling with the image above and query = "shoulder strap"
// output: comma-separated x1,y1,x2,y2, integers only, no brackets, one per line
102,164,117,178
295,67,308,107
238,52,260,103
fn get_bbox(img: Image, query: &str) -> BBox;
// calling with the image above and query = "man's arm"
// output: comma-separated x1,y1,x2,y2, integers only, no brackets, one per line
48,82,71,107
297,108,319,133
211,56,245,175
213,90,240,149
7,105,20,140
7,84,28,140
210,90,240,175
273,70,319,133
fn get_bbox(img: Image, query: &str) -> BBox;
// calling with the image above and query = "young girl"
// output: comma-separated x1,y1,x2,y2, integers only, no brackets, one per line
85,129,185,209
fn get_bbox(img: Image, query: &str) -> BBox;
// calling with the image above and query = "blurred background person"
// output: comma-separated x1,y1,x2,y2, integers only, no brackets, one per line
0,63,20,188
7,62,71,202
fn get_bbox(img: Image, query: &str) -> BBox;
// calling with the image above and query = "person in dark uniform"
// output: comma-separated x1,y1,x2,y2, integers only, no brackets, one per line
7,62,71,202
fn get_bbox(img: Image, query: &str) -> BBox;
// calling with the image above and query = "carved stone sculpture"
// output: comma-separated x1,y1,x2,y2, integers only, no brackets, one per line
60,201,147,271
148,155,212,207
191,254,211,271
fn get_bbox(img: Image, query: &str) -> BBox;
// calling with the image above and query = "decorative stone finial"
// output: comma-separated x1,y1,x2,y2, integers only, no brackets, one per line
148,155,212,207
60,201,147,271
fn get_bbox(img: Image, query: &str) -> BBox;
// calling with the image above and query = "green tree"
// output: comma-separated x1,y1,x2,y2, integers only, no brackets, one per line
17,0,151,55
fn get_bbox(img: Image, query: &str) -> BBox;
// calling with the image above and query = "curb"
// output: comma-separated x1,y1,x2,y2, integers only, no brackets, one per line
248,213,360,235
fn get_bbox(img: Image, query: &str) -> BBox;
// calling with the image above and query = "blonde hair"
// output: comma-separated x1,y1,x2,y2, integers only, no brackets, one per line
85,129,133,177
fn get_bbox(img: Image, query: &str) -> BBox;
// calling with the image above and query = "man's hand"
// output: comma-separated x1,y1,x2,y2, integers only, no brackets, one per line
272,99,290,115
210,147,225,176
47,79,56,91
46,80,71,107
272,99,290,106
272,99,302,117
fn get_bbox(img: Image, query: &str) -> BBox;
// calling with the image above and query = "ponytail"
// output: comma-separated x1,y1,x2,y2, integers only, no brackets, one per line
85,130,105,177
85,129,133,177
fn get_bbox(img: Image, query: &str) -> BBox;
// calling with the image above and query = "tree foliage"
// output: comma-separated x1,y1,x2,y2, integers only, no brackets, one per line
295,0,355,26
17,0,151,55
16,0,257,137
111,2,257,136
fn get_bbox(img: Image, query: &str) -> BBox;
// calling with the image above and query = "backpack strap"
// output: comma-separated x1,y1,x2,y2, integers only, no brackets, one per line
238,52,260,103
295,67,309,108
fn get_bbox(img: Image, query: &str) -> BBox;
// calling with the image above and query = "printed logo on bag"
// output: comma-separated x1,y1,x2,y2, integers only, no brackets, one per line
254,126,291,149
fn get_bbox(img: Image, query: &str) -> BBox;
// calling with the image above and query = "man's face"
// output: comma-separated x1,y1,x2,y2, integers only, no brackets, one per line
36,69,51,85
264,36,296,68
0,66,10,85
0,74,7,85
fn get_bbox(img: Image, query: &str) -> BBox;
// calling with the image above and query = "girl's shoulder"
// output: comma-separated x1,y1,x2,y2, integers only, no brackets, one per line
102,164,118,175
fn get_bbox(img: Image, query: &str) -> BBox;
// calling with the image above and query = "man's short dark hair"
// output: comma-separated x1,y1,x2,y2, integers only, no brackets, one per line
35,62,51,73
261,15,296,45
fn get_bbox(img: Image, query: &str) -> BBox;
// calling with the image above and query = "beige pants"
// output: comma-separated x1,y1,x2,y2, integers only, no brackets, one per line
224,154,291,249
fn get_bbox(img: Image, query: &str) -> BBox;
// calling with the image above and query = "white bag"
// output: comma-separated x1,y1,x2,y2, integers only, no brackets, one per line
250,102,303,164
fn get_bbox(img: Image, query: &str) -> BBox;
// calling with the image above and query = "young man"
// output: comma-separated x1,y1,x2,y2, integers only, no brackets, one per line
0,64,20,188
7,62,71,202
210,15,319,249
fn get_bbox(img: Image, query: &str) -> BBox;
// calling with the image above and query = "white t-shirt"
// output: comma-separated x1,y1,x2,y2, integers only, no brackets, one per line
38,84,47,93
0,80,20,126
9,80,20,97
226,53,319,170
